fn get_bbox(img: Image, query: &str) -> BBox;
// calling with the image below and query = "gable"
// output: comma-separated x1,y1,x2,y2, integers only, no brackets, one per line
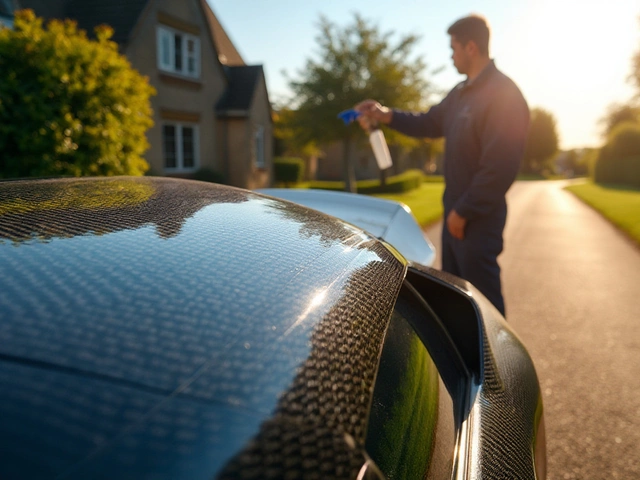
202,0,244,66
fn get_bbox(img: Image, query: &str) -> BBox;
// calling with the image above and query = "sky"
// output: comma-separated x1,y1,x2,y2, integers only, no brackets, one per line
208,0,640,150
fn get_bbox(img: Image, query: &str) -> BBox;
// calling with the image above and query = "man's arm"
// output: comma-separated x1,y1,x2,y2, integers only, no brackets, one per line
355,92,452,139
453,84,530,220
388,101,448,139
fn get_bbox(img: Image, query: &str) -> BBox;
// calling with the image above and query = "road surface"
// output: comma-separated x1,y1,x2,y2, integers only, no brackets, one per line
425,180,640,479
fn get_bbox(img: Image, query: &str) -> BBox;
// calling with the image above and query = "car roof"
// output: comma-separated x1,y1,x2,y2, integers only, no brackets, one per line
0,177,406,478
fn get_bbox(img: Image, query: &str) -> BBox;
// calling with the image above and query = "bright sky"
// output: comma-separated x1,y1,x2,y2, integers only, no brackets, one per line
209,0,639,150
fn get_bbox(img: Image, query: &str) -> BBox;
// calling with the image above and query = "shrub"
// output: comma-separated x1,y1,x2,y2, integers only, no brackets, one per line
309,169,425,194
0,10,155,178
192,168,225,184
595,123,640,187
422,174,444,183
274,157,305,185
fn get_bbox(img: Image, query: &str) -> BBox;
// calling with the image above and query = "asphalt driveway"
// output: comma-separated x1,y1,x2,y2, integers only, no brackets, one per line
425,180,640,479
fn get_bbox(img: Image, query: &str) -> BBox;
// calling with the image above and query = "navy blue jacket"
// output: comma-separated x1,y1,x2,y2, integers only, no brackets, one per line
390,61,529,220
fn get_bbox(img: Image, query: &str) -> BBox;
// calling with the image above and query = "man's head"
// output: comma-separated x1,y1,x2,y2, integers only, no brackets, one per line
447,15,490,76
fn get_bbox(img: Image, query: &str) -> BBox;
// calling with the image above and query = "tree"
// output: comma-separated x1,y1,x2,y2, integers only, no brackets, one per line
594,122,640,187
522,108,559,174
599,103,640,138
631,17,640,99
0,10,155,179
284,14,436,192
273,107,321,159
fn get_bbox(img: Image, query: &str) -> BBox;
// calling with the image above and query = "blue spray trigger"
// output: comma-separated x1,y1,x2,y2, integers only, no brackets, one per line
337,109,361,125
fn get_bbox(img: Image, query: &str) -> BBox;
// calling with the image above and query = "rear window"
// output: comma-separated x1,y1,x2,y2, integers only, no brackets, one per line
365,286,456,479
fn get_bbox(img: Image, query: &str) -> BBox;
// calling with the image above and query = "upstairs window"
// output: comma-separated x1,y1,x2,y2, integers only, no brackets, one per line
163,123,199,172
253,125,265,169
157,26,200,78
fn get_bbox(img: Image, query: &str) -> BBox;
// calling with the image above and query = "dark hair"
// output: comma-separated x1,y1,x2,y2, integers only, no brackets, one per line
447,14,490,56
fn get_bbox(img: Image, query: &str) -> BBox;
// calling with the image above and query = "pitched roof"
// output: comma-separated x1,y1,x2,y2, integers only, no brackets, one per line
21,0,245,64
65,0,148,45
15,0,70,19
0,0,19,18
202,0,244,66
18,0,269,114
19,0,148,46
216,65,263,115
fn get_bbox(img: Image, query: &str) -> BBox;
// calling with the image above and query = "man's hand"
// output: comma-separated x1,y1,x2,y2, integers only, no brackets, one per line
446,210,467,240
354,100,393,131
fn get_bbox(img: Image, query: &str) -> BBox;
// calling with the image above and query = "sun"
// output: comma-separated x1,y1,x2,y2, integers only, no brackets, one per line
498,0,639,148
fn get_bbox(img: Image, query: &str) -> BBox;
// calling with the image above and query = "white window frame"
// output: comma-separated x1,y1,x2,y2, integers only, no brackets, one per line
156,25,200,79
162,123,199,172
254,125,265,169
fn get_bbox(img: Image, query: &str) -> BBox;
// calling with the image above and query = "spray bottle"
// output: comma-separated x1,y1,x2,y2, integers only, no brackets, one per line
338,109,393,170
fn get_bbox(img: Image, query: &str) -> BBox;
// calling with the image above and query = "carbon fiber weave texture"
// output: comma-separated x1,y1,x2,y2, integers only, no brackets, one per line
218,250,404,479
0,177,406,478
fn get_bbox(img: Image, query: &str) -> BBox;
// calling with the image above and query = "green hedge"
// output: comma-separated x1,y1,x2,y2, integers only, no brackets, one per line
595,123,640,188
192,168,226,184
595,155,640,188
309,169,426,194
422,174,444,183
274,157,305,184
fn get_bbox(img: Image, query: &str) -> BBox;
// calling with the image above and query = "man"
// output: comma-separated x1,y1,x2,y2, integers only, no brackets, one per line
356,14,529,316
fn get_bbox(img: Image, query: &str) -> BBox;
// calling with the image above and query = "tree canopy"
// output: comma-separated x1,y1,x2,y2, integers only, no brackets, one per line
590,20,640,186
595,122,640,187
631,21,640,99
600,103,640,138
522,108,559,174
286,13,433,139
282,13,438,190
0,10,155,179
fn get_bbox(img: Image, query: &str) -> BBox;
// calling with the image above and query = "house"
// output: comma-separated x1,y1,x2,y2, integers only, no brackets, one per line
17,0,273,189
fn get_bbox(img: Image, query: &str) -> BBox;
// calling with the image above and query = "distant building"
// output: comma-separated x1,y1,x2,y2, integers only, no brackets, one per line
17,0,273,189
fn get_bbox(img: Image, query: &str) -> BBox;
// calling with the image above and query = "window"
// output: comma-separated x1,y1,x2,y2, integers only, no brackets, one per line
157,26,200,78
163,124,199,171
253,125,265,168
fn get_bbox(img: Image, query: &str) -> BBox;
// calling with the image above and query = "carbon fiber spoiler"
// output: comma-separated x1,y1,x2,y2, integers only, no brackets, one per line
256,188,436,267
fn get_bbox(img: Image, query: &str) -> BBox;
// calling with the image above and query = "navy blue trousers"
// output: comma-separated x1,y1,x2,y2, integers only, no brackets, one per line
441,210,507,317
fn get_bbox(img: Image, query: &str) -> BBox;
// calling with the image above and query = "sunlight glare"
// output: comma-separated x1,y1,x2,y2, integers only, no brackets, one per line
500,0,639,148
284,288,329,336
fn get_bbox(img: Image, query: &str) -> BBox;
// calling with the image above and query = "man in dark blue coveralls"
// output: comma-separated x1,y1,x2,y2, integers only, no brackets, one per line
356,14,529,317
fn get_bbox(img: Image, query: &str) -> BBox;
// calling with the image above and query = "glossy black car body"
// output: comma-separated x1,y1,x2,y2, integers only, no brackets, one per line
0,177,545,479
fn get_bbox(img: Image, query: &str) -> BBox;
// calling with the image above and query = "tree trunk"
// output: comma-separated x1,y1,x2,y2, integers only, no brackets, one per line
379,168,388,187
342,137,356,193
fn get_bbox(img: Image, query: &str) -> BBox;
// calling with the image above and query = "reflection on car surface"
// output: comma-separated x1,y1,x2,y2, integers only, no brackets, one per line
0,177,545,479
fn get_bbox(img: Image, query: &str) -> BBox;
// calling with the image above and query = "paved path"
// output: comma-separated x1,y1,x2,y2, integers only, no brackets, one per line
425,180,640,479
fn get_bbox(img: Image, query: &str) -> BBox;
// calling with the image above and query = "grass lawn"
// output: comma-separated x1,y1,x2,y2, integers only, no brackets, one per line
565,181,640,245
373,182,445,227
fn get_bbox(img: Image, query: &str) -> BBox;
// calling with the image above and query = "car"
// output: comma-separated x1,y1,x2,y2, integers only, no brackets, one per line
0,176,545,479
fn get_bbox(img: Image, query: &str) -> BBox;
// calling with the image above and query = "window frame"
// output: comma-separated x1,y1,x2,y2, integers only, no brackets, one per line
162,122,200,173
253,125,265,169
156,25,200,79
